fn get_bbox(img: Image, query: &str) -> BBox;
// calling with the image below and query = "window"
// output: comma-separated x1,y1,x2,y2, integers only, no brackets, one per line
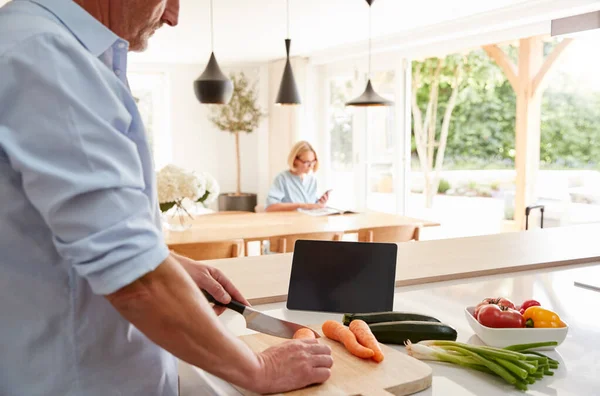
328,76,355,172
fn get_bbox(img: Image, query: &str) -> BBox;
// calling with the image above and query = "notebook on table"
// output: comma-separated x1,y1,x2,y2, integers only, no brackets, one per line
286,240,397,313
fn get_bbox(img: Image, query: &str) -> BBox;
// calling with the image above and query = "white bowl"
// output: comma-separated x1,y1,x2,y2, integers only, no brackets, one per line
464,306,568,350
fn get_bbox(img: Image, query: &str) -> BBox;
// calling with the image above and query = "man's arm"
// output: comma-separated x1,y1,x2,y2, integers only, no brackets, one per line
106,255,332,394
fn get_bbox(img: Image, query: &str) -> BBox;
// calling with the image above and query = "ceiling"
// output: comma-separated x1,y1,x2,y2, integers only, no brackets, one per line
131,0,532,64
2,0,598,65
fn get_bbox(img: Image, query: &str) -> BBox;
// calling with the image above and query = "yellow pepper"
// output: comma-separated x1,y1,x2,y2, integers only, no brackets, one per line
523,306,566,328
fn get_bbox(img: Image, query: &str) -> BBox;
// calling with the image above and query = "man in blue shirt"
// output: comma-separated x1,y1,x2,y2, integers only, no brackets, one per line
0,1,332,395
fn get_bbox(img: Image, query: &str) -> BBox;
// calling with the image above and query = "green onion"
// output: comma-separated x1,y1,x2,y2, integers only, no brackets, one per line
515,380,529,391
441,346,517,385
507,359,537,374
463,363,494,375
405,340,561,392
495,358,529,380
524,351,559,365
420,341,526,361
504,342,558,351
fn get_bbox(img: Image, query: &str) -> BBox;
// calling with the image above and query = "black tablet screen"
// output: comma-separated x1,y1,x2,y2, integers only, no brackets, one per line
286,240,397,313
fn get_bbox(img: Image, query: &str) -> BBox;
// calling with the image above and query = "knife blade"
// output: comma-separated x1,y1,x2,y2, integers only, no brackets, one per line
202,290,319,339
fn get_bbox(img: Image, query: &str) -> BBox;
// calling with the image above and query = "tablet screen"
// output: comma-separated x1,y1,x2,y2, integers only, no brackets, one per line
286,240,397,313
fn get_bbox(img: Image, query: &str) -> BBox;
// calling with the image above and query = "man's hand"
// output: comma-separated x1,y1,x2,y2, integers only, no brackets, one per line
254,339,333,394
175,253,250,315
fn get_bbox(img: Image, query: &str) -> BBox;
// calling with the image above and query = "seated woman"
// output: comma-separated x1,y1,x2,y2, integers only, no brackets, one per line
265,140,330,212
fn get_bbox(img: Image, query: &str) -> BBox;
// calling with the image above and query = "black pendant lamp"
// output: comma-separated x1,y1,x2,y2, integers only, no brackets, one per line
346,0,393,107
275,0,301,105
194,0,233,104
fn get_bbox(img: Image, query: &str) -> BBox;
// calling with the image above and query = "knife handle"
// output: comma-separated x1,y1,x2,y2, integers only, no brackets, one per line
201,290,247,315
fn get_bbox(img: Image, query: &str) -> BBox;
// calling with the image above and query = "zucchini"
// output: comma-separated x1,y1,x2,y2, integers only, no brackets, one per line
343,312,441,326
368,321,458,345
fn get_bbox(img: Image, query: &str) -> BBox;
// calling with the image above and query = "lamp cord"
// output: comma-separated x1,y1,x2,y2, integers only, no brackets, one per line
287,0,290,39
368,3,372,79
210,0,214,52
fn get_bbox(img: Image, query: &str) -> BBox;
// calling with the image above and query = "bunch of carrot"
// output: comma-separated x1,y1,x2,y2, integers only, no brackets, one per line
321,320,384,363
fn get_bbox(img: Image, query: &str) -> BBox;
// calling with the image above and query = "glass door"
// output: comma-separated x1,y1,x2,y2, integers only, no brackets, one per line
364,71,397,212
324,62,410,214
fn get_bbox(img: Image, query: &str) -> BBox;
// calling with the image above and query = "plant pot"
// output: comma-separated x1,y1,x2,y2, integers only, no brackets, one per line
218,193,257,212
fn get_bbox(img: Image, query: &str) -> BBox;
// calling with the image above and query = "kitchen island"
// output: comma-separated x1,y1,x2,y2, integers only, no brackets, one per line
178,226,600,395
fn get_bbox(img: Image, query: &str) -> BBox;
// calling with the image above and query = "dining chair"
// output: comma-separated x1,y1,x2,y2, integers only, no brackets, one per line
169,239,244,260
269,232,343,254
357,225,421,243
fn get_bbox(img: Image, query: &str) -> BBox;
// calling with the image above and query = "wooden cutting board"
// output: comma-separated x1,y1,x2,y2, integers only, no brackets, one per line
234,326,432,396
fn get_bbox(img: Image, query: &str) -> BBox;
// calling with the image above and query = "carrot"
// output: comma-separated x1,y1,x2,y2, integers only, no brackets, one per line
322,320,374,359
349,319,384,363
293,328,316,339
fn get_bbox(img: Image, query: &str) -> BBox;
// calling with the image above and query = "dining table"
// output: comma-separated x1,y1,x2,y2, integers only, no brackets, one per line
164,210,439,246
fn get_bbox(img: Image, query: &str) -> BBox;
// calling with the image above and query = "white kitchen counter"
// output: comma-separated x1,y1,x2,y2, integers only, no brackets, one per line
179,262,600,396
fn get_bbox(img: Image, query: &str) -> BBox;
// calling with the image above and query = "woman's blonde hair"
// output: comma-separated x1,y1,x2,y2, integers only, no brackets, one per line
287,141,319,172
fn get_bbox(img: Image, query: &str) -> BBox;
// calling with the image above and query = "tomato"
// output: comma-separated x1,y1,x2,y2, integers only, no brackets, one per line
519,299,541,315
473,298,497,317
477,304,525,328
496,298,516,310
473,297,516,317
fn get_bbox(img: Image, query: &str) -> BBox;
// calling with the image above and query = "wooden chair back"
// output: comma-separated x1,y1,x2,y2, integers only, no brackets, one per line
269,232,343,253
170,239,244,260
358,225,421,243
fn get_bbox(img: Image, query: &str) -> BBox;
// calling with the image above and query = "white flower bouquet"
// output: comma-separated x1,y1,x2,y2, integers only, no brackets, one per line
156,164,220,216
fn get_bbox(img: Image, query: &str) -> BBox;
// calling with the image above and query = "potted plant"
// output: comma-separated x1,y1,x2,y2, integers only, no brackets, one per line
210,72,264,212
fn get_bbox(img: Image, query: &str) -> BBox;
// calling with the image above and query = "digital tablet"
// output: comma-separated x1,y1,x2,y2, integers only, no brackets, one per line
286,240,398,313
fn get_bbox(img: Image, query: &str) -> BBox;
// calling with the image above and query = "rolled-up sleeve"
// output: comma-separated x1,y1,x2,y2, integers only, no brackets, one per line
0,33,168,295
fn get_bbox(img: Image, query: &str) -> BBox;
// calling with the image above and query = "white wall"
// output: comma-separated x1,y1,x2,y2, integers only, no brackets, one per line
267,57,322,184
129,62,271,207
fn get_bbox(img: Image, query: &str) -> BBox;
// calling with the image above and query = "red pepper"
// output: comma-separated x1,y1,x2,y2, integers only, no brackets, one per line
519,299,541,315
477,304,525,328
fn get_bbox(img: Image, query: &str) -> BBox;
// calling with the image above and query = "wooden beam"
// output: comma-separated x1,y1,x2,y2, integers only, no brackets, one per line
514,37,544,230
483,45,519,91
532,38,574,96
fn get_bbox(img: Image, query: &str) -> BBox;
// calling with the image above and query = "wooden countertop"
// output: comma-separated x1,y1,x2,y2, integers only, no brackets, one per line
204,224,600,305
165,211,439,245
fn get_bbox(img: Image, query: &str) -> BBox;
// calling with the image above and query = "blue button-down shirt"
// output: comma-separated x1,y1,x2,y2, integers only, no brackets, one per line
0,1,177,395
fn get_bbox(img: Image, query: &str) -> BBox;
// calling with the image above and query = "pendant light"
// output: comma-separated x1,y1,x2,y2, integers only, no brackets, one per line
194,0,233,104
275,0,301,105
346,0,393,107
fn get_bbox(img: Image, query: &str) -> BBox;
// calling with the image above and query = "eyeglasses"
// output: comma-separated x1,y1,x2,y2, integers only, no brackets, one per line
295,157,317,166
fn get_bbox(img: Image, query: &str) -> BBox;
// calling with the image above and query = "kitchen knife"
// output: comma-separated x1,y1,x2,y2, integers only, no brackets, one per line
202,291,320,339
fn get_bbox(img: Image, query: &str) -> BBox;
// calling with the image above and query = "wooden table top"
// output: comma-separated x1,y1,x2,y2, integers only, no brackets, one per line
165,211,439,245
201,224,600,305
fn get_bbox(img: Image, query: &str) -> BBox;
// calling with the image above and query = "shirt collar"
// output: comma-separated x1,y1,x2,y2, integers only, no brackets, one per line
25,0,126,57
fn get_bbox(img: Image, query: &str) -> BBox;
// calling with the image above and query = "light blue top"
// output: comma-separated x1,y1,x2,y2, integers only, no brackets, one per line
266,170,319,207
0,1,176,395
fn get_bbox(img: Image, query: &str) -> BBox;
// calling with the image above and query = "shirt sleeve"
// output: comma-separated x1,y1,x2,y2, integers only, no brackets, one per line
0,33,169,295
266,173,286,207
